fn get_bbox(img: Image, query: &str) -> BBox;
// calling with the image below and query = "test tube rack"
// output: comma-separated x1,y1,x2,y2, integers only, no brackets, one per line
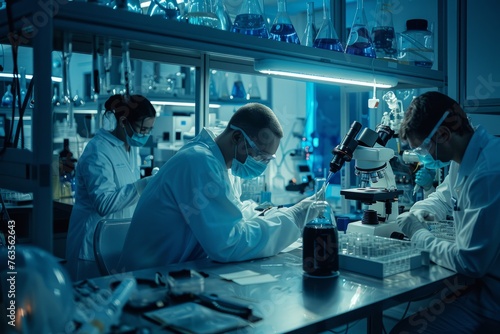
338,232,423,278
427,220,456,242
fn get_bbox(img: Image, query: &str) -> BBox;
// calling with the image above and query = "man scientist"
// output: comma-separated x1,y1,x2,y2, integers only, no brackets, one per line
118,103,315,271
390,91,500,333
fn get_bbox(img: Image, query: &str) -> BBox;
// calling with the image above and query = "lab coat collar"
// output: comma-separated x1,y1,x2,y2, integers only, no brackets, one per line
457,125,488,181
96,128,126,148
191,128,225,165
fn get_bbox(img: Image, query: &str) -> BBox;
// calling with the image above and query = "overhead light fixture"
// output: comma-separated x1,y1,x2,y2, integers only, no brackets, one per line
0,73,63,82
150,101,221,108
254,59,397,88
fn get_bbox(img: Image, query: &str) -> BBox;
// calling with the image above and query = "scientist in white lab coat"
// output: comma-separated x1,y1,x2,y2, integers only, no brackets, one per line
66,94,156,281
118,103,316,272
390,92,500,333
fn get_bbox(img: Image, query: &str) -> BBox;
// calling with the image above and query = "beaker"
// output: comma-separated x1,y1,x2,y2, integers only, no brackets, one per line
302,177,339,277
230,0,269,38
269,0,300,44
302,2,318,47
345,0,376,58
313,0,344,52
371,0,397,60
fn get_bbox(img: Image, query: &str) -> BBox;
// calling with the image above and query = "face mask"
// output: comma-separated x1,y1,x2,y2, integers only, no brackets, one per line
413,111,451,170
125,122,151,147
231,141,268,180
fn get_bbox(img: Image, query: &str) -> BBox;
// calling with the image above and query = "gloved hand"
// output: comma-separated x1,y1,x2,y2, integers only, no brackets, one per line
415,168,435,190
134,176,152,195
287,192,322,228
411,209,436,223
396,212,429,239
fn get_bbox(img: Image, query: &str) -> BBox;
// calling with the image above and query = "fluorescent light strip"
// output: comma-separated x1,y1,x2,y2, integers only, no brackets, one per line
254,59,398,89
150,101,221,108
0,73,63,82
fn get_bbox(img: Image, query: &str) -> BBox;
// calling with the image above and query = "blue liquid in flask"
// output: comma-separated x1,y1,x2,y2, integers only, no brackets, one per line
231,14,269,38
313,38,344,52
270,23,300,44
346,26,376,57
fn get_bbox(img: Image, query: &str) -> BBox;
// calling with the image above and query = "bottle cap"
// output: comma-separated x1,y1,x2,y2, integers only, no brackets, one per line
406,19,428,31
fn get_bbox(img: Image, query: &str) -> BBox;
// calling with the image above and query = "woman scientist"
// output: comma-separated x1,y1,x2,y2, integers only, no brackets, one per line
66,94,156,281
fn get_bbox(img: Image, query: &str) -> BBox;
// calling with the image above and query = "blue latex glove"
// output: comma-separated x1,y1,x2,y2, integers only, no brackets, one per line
415,168,435,190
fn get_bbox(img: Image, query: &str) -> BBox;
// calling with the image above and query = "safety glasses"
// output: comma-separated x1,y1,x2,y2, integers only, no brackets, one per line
412,111,449,157
230,125,276,164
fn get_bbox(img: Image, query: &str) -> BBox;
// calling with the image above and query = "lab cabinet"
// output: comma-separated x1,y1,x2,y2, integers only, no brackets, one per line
0,0,447,253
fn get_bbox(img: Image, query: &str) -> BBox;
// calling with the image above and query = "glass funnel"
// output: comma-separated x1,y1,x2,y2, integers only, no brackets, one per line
302,2,318,47
269,0,300,44
345,0,376,57
147,0,181,20
230,0,269,38
371,0,397,60
313,0,344,52
302,177,339,277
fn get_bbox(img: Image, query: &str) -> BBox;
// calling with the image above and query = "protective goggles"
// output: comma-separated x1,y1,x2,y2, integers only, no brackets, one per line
127,120,154,137
230,125,276,164
412,111,450,157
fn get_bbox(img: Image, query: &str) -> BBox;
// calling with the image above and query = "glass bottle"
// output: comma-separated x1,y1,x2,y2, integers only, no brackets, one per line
1,84,13,107
147,0,181,20
230,0,269,39
313,0,344,52
185,0,222,29
302,2,318,47
371,0,397,60
269,0,300,44
213,0,232,31
345,0,375,57
398,19,434,68
302,178,339,277
230,73,246,99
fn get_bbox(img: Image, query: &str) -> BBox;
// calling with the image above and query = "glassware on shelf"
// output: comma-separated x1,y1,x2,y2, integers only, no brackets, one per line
109,0,142,13
185,0,222,29
246,75,261,100
269,0,300,44
313,0,344,52
398,19,434,68
345,0,376,57
230,0,269,39
213,0,232,31
218,72,230,99
302,2,318,47
230,73,246,99
147,0,181,20
302,177,339,278
1,84,13,107
371,0,397,60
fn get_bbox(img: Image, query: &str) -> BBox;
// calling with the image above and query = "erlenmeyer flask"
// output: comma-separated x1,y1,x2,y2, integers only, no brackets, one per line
147,0,181,20
302,177,339,277
110,0,142,13
302,2,318,47
213,0,232,31
230,73,246,99
186,0,222,29
371,0,397,60
269,0,300,44
246,75,261,100
345,0,376,57
218,72,230,99
230,0,269,38
313,0,344,52
1,84,13,107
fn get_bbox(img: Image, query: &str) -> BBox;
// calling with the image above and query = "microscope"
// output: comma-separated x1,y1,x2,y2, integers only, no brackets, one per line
330,121,403,237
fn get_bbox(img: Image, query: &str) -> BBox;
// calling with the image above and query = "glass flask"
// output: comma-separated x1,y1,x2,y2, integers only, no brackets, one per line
371,0,397,60
213,0,232,31
109,0,142,13
269,0,300,44
218,72,230,99
246,75,261,100
230,73,246,99
147,0,181,20
185,0,222,29
398,19,434,68
302,177,339,277
313,0,344,52
1,84,13,107
345,0,376,57
230,0,269,39
302,2,318,47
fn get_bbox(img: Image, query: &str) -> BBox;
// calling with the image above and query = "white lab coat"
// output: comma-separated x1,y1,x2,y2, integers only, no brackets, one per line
410,126,500,320
118,128,301,272
66,129,147,280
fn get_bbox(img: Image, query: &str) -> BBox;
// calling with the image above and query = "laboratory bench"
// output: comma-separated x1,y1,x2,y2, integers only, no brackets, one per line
78,248,468,334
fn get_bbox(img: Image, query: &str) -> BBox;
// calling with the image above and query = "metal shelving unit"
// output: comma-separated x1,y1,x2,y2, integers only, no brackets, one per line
0,0,447,253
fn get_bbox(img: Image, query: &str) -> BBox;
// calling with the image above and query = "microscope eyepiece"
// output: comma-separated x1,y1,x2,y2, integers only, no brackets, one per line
329,121,362,173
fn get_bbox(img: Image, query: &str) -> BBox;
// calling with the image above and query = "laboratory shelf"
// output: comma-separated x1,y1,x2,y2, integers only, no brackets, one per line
0,0,447,253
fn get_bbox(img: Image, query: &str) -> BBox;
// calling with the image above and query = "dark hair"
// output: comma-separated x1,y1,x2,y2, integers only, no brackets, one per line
228,103,284,145
104,94,156,124
399,91,473,142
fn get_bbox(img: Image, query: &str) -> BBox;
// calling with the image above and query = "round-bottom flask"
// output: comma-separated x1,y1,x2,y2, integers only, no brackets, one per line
302,178,339,277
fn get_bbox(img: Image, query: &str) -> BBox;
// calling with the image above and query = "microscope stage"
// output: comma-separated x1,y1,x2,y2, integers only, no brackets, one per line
341,188,403,202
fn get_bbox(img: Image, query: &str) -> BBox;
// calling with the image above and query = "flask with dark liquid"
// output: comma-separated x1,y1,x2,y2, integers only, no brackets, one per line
302,177,339,277
313,0,344,52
